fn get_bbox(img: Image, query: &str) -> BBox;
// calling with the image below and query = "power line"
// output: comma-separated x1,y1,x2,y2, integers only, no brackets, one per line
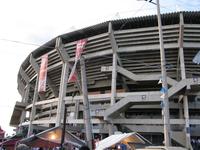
0,3,174,50
0,105,12,108
119,1,147,30
0,38,54,49
0,38,40,47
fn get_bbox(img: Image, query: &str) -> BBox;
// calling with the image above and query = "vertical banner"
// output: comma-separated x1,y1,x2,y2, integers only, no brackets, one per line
68,61,78,83
38,54,48,93
75,39,87,61
68,39,87,83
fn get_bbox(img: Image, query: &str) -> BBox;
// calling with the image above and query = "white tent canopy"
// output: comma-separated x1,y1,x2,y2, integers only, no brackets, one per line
95,132,146,150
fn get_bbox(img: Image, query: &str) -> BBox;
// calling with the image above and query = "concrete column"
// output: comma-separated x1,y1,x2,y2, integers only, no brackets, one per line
80,57,93,150
111,52,117,106
178,101,183,119
179,13,191,149
27,76,39,136
108,22,118,135
20,85,30,125
183,96,191,148
56,62,69,126
55,37,70,127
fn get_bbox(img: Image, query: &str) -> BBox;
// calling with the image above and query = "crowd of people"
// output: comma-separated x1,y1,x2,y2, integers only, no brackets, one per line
191,138,200,150
15,143,130,150
15,144,91,150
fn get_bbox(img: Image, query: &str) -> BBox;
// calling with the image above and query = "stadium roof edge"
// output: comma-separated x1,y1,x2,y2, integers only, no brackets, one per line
20,11,200,70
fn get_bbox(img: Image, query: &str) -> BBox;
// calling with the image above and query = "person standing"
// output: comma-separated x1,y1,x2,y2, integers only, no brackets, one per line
120,142,127,150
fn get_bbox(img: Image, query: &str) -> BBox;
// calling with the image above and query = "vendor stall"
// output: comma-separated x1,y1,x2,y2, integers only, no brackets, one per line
95,132,147,150
19,126,85,149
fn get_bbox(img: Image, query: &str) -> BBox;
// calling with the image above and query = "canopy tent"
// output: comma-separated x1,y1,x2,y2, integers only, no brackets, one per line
0,138,21,150
0,134,23,150
95,132,146,150
19,126,85,148
0,126,5,140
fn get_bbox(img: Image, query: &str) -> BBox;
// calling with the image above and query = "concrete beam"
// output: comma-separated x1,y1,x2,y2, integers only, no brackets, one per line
55,37,70,63
112,119,185,125
27,75,39,136
101,65,177,86
55,37,82,93
55,62,69,126
168,78,200,98
19,67,30,84
26,93,200,111
115,24,179,34
104,91,161,118
22,117,105,125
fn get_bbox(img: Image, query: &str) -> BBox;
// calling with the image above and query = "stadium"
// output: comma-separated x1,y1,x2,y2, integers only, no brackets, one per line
10,11,200,149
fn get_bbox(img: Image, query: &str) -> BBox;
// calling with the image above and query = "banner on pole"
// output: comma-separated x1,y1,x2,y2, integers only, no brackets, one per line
68,39,87,83
68,61,78,83
75,39,87,61
38,54,48,93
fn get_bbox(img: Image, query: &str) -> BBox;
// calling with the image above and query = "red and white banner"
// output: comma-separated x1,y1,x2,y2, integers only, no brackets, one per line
68,61,78,83
75,39,87,61
68,39,87,83
38,54,48,93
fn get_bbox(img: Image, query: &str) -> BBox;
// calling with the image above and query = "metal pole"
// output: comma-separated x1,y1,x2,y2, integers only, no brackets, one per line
80,57,93,150
108,47,118,136
60,105,67,150
111,52,117,106
183,96,191,149
156,0,171,146
179,12,191,149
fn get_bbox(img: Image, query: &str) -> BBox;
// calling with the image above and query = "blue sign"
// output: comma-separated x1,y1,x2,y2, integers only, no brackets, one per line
160,87,167,94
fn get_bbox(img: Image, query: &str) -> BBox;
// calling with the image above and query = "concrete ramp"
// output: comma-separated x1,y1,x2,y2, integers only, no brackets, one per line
171,131,186,147
123,126,186,147
104,92,161,119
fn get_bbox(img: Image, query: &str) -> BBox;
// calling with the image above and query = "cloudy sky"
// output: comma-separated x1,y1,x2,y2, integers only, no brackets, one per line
0,0,199,135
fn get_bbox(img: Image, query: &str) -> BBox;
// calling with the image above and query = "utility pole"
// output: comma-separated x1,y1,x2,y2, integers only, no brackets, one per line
137,0,171,146
60,105,67,150
80,57,93,150
155,0,171,146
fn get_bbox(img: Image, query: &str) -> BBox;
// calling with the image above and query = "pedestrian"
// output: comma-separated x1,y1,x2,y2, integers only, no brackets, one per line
197,139,200,150
120,142,127,150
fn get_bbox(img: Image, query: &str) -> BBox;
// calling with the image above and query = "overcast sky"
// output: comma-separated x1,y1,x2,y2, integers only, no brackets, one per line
0,0,199,136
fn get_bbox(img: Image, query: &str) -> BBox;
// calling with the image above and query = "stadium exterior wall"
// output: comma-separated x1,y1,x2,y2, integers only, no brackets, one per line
10,11,200,148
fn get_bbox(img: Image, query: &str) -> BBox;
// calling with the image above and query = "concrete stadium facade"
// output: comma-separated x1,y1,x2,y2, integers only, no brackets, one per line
10,11,200,148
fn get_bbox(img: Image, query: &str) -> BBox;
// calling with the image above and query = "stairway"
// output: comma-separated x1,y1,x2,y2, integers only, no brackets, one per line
124,124,186,147
104,92,161,119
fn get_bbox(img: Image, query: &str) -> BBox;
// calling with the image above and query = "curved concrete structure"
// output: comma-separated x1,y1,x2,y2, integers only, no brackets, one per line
10,11,200,148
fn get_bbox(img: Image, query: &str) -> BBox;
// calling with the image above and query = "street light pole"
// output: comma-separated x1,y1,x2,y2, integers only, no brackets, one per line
155,0,171,146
